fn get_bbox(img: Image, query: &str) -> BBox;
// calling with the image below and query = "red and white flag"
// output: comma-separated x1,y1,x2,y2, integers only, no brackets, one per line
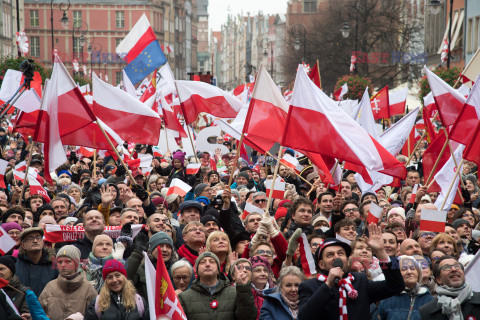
450,75,480,145
158,93,187,137
28,174,50,203
282,67,406,179
93,73,162,145
186,163,201,175
76,146,95,158
425,67,466,127
464,121,480,168
0,226,16,255
166,178,192,197
409,184,419,204
242,202,264,220
333,83,348,101
370,86,390,120
265,177,286,199
14,161,26,172
297,233,318,277
0,160,8,189
144,252,187,320
389,88,407,116
280,153,299,171
127,154,153,170
367,202,382,225
420,209,447,233
434,144,464,211
0,69,42,114
423,91,437,118
175,80,242,124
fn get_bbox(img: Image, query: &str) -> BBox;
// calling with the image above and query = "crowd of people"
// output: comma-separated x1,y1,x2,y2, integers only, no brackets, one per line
0,125,479,320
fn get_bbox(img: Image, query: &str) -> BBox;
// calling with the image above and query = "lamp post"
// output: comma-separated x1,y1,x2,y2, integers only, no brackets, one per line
428,0,452,68
50,0,70,62
87,41,102,75
340,0,360,74
72,20,88,65
291,24,306,63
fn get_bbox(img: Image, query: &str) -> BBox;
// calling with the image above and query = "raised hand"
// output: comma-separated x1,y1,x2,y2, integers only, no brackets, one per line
100,185,115,206
366,224,388,261
234,265,249,285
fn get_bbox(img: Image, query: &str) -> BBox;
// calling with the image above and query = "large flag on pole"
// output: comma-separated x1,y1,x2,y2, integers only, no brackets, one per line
370,86,390,120
116,13,167,85
434,144,465,211
450,75,480,145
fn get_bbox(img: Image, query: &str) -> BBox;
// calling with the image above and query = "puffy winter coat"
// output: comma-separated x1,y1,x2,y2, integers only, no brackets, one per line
39,271,98,320
84,292,149,320
16,249,58,296
378,287,434,320
178,278,257,320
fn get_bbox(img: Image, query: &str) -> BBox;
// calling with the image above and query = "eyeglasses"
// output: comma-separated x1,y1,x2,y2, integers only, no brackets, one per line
186,228,204,233
173,276,190,282
440,262,463,272
420,232,436,238
390,227,405,232
344,208,359,213
310,243,321,249
380,205,390,209
255,249,273,257
24,235,42,242
254,199,267,204
237,265,252,271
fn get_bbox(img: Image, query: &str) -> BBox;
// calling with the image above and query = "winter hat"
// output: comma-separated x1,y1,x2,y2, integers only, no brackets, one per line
278,199,292,209
284,149,295,157
231,231,251,250
236,172,249,181
172,151,186,164
39,216,57,225
37,204,54,216
93,234,113,252
0,255,16,274
19,227,44,242
313,215,329,227
152,197,168,210
58,170,72,178
56,245,81,263
200,214,219,226
63,217,78,225
148,231,173,253
453,218,471,229
1,222,22,233
195,196,211,206
361,192,378,204
102,259,127,280
194,183,209,197
275,207,288,221
387,207,406,220
195,252,221,275
249,255,272,273
178,201,203,214
2,206,25,223
315,238,352,263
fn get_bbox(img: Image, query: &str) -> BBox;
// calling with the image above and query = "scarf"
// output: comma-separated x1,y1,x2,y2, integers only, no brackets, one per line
318,273,358,320
436,283,473,320
177,244,198,266
281,293,299,319
403,283,420,297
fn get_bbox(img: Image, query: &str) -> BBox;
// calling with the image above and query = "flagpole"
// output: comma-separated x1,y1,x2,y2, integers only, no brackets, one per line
93,149,97,177
443,128,466,189
266,146,284,216
18,141,35,204
425,138,450,186
265,151,313,187
406,113,439,166
440,159,464,210
316,59,322,89
164,124,170,153
174,82,199,163
228,133,245,186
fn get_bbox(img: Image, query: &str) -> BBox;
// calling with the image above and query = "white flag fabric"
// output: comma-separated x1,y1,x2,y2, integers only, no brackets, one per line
465,248,480,291
354,88,380,140
144,252,157,320
434,144,465,210
0,225,16,255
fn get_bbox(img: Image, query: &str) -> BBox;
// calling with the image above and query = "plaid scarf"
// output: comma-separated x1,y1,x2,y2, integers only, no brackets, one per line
317,273,358,320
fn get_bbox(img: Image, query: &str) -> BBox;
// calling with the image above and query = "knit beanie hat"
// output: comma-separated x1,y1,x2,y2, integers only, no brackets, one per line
453,218,471,229
249,255,272,273
56,245,81,263
102,259,127,280
195,252,221,275
148,231,174,253
194,183,209,197
236,172,249,181
2,207,25,223
172,151,186,164
39,216,57,225
361,192,378,204
278,199,292,209
93,234,113,252
200,214,219,226
152,197,168,210
195,196,211,206
275,207,288,221
387,207,406,220
1,222,22,233
0,255,16,274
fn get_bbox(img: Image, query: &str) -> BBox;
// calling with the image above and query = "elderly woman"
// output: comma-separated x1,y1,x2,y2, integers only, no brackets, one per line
146,174,159,192
230,258,253,284
170,260,194,294
250,255,276,320
67,184,83,207
205,230,232,274
260,266,304,320
85,260,149,320
378,255,434,320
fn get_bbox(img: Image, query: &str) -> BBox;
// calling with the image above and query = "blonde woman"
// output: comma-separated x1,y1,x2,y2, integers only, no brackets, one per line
84,259,148,320
205,230,233,275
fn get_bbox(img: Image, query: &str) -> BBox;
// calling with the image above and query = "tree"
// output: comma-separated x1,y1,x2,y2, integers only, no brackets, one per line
0,55,50,87
334,75,373,101
418,66,462,103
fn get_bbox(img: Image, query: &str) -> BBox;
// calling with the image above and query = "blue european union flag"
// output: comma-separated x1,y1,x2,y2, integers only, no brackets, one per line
124,41,167,85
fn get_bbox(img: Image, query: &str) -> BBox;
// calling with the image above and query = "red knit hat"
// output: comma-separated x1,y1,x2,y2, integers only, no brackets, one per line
102,259,127,280
278,199,292,208
275,207,288,220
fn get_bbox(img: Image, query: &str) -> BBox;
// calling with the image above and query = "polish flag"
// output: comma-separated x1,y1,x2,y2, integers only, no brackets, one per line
76,146,95,158
370,86,390,120
409,184,419,204
242,202,265,219
297,233,318,277
425,67,466,127
0,160,8,189
92,73,162,145
0,225,16,255
294,163,305,175
434,144,464,211
127,154,153,169
15,161,26,172
464,121,480,167
265,177,286,199
175,80,242,124
309,62,322,89
28,174,51,203
333,83,348,101
423,91,437,118
355,88,380,141
282,67,406,179
420,209,447,233
186,163,201,175
367,202,383,225
280,153,299,171
122,70,138,98
166,178,192,197
450,75,480,145
139,79,156,102
423,132,451,192
152,146,162,157
389,88,407,116
158,93,187,137
12,170,25,182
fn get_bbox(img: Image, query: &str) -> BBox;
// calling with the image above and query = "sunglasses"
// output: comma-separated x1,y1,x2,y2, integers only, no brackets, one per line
254,199,267,204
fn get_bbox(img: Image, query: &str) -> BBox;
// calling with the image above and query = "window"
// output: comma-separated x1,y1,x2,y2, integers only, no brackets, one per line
475,16,480,52
467,18,473,53
304,0,317,13
31,37,40,57
30,10,39,27
116,11,125,28
73,38,83,58
116,71,122,85
73,11,82,27
115,38,122,47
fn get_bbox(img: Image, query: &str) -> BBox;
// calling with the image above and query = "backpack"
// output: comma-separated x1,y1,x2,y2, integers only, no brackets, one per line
94,294,144,319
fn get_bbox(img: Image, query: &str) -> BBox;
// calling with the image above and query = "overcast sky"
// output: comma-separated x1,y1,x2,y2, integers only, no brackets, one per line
208,0,289,31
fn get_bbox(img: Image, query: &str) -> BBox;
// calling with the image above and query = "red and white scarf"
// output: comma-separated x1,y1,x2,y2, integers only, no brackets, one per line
317,273,358,320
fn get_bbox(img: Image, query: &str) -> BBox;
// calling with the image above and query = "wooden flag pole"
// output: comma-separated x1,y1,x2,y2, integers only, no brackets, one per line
228,133,245,186
93,149,97,178
443,128,466,189
265,146,284,215
425,138,450,186
316,59,322,89
440,159,464,210
164,124,170,153
265,151,313,187
18,141,34,204
186,125,199,163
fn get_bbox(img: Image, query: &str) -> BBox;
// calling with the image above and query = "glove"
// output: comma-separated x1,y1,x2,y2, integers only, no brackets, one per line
286,228,302,256
112,242,125,260
134,229,149,252
133,185,149,202
250,224,268,247
405,208,415,221
261,216,279,238
118,222,133,245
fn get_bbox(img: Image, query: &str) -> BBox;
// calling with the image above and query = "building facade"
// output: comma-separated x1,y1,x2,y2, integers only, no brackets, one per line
0,0,25,57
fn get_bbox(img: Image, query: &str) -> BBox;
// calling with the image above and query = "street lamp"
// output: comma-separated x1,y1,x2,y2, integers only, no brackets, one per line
72,20,88,63
340,0,360,74
428,0,442,15
50,0,70,62
86,39,102,75
340,22,350,38
291,24,306,63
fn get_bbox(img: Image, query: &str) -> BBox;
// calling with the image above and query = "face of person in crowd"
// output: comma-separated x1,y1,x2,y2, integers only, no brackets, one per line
0,263,13,281
338,225,357,241
379,201,390,217
382,233,397,257
414,256,431,285
466,180,475,193
24,210,34,225
204,221,219,236
0,192,7,205
377,189,386,200
435,237,455,256
406,171,420,187
7,228,21,244
172,266,192,291
436,258,465,288
84,210,105,234
253,195,267,209
121,210,139,225
309,237,323,255
340,181,352,199
68,187,81,203
318,245,348,273
254,244,274,266
362,194,377,204
389,225,406,242
6,212,23,225
462,210,476,229
387,212,404,225
199,186,214,199
417,231,436,254
252,265,269,289
245,213,262,233
293,203,313,227
57,257,77,277
197,257,218,280
456,222,472,239
94,239,113,258
108,211,122,226
181,206,200,224
236,175,248,186
127,198,145,221
319,194,334,215
400,259,419,290
343,204,360,221
52,199,68,220
251,172,260,183
21,231,43,253
445,226,461,242
235,240,249,257
106,271,125,293
183,225,206,247
429,192,439,203
152,243,172,262
39,209,55,221
146,214,169,235
209,233,229,255
30,197,43,213
430,250,445,262
351,241,372,266
400,239,422,256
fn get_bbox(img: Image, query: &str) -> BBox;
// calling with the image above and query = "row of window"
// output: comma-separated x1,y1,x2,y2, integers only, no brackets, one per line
466,15,480,54
29,10,125,28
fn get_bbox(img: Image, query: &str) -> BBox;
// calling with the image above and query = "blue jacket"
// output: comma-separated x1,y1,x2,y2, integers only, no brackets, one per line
16,250,58,296
260,288,295,320
378,287,434,320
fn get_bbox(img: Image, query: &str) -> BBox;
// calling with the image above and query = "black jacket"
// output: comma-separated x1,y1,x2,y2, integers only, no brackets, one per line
73,236,94,260
4,275,30,314
84,293,149,320
16,250,59,297
298,257,404,320
420,291,480,320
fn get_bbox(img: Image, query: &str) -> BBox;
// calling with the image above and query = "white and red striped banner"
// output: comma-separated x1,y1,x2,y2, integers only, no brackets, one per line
420,209,447,233
43,224,143,243
367,202,383,225
15,161,26,172
0,226,16,255
280,154,299,171
0,159,8,189
186,163,201,175
265,178,286,199
242,202,264,220
409,184,419,204
297,233,318,277
166,178,192,197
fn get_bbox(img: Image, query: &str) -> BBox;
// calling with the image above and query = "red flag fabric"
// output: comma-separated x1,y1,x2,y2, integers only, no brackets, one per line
333,83,348,101
464,121,480,168
0,160,8,189
422,108,437,143
370,86,390,120
28,174,51,203
297,233,318,277
420,209,447,233
367,203,383,225
423,131,451,192
450,76,480,145
309,62,322,89
158,94,187,138
389,88,407,116
139,79,156,102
